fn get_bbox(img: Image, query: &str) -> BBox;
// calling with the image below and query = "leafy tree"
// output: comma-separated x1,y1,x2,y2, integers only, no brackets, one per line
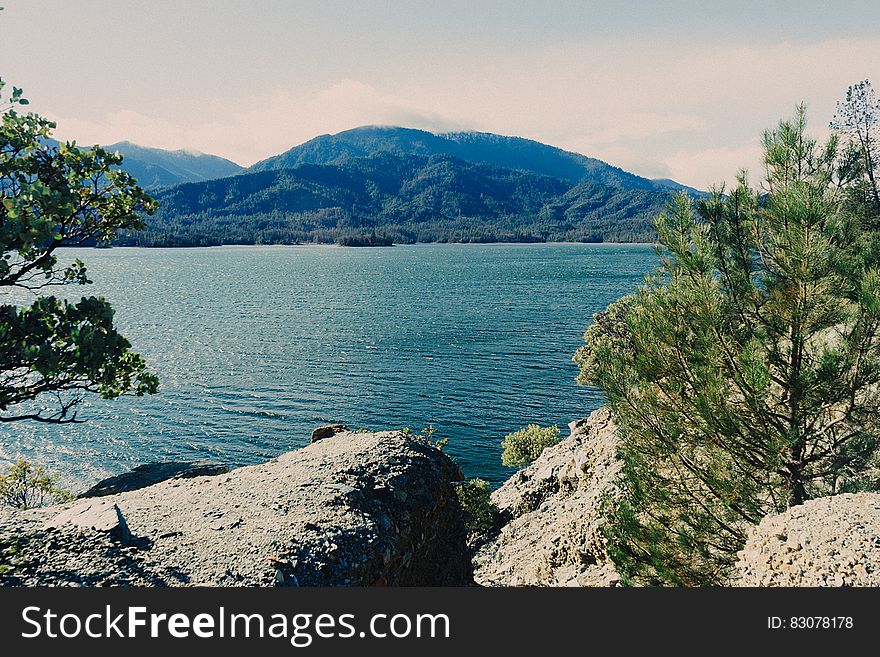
832,80,880,224
574,295,635,385
1,79,158,423
576,107,880,585
402,424,450,451
0,460,72,509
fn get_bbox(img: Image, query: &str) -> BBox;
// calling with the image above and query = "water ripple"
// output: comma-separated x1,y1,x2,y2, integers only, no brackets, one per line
0,243,655,487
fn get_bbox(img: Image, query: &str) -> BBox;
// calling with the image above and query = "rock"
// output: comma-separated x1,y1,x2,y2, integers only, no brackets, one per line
326,483,361,500
1,429,471,587
80,461,229,498
734,492,880,586
473,407,621,586
310,424,349,443
45,499,131,545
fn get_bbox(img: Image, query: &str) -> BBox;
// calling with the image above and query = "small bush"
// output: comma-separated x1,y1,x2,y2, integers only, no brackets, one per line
0,461,73,509
0,535,23,577
402,425,449,450
501,424,561,468
455,478,498,536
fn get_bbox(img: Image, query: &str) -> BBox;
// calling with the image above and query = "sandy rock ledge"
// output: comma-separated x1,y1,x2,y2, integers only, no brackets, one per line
473,407,621,586
734,492,880,587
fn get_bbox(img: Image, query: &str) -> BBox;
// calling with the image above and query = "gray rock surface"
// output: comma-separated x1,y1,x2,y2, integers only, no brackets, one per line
45,499,131,545
473,407,621,586
735,492,880,587
0,430,470,587
80,461,229,498
0,519,176,587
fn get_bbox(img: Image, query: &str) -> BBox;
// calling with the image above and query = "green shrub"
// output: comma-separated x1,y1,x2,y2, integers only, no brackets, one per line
0,535,23,577
402,424,449,450
455,478,498,536
501,424,561,468
0,461,73,509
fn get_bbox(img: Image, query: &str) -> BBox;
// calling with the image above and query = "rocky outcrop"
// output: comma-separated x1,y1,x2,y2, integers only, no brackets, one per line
311,424,349,442
80,461,229,498
473,407,621,586
734,492,880,587
44,499,131,545
0,430,471,587
475,408,880,588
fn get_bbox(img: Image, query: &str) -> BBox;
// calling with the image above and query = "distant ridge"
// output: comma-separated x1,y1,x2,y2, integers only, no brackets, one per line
41,138,243,189
249,125,699,194
105,141,243,188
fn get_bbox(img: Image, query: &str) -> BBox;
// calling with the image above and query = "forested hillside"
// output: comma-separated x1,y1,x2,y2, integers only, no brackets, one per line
249,125,695,193
118,152,671,246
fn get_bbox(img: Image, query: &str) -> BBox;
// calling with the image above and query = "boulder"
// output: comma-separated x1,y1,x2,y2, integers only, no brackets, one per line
80,461,229,498
44,499,131,545
310,423,349,442
1,430,471,587
734,492,880,586
473,407,621,586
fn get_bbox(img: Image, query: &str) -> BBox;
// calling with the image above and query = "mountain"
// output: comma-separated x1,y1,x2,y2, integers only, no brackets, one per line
118,151,672,247
42,138,243,188
249,125,698,193
104,141,243,188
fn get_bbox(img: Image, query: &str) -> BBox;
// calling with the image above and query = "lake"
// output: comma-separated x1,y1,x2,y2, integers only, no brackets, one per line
0,243,657,489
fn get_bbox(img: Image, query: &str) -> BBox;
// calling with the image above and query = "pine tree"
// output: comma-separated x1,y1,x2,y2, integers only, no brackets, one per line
832,80,880,225
575,107,880,585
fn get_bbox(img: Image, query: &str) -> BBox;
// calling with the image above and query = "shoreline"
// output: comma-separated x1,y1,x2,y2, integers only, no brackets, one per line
71,241,660,250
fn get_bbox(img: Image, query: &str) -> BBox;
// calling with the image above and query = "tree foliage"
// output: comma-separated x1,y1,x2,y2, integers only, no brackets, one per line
577,106,880,585
0,460,72,509
1,79,158,423
832,80,880,225
501,424,561,468
455,478,499,536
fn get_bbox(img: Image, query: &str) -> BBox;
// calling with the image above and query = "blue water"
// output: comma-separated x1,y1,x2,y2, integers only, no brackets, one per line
0,243,656,489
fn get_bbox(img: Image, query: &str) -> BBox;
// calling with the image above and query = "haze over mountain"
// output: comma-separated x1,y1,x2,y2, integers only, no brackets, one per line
42,138,243,188
249,126,698,193
105,141,243,188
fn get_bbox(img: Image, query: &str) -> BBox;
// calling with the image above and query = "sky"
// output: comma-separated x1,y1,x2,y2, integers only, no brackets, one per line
2,0,880,189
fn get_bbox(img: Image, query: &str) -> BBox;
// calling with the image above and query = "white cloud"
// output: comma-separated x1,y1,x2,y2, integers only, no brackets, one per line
663,139,766,190
49,79,473,166
570,112,714,147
